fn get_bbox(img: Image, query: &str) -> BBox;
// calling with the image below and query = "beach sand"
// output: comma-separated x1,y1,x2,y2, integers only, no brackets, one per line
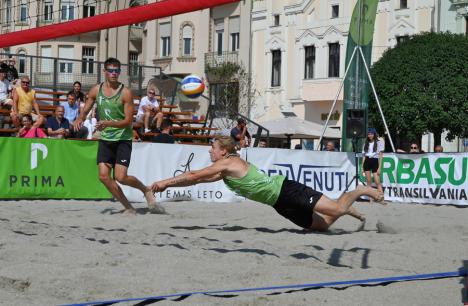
0,199,467,305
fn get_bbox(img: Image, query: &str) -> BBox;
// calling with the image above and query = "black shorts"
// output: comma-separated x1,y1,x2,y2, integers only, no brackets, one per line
97,140,132,167
273,179,323,229
363,157,379,173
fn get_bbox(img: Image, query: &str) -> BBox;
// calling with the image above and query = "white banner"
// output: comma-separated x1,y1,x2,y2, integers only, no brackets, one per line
243,148,356,199
122,143,239,203
379,153,468,205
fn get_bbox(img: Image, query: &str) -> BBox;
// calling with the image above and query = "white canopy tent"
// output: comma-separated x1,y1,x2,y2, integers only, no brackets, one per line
259,117,341,139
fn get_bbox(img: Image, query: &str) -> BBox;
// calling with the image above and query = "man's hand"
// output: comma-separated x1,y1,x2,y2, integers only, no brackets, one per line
73,118,83,132
150,181,167,193
95,120,109,131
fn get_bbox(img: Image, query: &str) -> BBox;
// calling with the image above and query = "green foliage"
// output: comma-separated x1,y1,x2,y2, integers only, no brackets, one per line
369,32,468,146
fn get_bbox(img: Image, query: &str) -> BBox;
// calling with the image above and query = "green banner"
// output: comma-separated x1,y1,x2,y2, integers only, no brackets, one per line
0,138,111,199
342,0,378,151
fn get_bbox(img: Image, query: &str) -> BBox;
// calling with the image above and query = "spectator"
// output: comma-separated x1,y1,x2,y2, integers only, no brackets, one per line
46,105,70,139
136,88,163,133
362,127,384,194
258,138,268,148
325,141,337,152
62,92,88,138
153,119,175,144
434,145,443,153
230,118,251,148
83,105,98,140
17,114,46,138
0,67,12,107
11,76,44,129
5,58,18,85
409,143,421,154
71,81,86,109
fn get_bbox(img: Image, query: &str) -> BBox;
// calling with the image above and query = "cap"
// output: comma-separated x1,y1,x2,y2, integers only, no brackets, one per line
368,127,377,134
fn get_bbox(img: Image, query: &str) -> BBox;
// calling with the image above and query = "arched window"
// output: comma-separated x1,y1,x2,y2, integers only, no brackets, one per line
182,25,193,56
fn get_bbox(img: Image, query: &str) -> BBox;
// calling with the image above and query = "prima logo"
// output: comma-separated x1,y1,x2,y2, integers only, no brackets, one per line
31,143,48,170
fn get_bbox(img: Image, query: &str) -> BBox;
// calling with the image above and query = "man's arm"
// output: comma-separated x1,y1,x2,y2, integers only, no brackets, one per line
74,86,97,131
96,87,133,130
150,161,226,192
32,93,41,115
11,88,18,113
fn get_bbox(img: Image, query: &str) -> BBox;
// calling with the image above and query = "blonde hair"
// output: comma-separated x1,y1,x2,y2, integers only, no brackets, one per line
214,135,237,154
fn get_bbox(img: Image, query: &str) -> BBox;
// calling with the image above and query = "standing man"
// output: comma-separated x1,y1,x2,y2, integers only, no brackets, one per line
230,118,251,148
73,58,164,214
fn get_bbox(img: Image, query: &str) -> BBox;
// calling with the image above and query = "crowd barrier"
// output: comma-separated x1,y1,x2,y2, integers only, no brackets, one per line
1,138,467,205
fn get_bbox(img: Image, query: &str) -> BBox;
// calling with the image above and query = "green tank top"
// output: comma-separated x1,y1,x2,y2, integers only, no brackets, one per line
223,163,285,206
97,83,133,141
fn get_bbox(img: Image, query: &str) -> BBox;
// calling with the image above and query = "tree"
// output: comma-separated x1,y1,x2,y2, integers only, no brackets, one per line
205,62,258,129
368,32,468,150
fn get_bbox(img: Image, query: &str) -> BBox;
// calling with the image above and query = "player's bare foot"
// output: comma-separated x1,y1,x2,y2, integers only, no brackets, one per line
357,185,385,204
144,190,166,214
356,216,366,231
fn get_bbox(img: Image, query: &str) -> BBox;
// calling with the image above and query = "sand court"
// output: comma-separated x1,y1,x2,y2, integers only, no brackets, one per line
0,199,467,305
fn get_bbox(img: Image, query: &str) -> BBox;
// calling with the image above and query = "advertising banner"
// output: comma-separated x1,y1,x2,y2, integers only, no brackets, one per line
0,137,111,199
243,148,356,199
376,153,468,205
122,142,240,203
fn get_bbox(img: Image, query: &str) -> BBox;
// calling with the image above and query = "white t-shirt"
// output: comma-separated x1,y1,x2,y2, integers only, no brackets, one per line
363,140,384,158
0,79,11,101
136,96,159,116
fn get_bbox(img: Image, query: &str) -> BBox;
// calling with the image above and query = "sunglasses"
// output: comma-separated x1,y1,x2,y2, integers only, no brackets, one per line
148,91,155,95
411,146,418,149
106,68,121,74
22,81,30,84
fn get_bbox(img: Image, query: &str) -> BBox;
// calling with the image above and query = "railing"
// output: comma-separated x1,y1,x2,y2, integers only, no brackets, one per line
0,53,161,96
204,51,239,68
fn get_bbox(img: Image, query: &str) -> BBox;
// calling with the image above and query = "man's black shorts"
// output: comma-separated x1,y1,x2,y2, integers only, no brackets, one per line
273,179,323,229
97,140,132,167
363,157,379,173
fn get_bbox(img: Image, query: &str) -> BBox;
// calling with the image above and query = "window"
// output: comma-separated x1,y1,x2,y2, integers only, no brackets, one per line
61,0,74,21
229,16,240,51
273,14,280,26
44,0,53,21
4,0,12,24
41,46,52,73
82,47,95,74
129,52,139,76
58,46,74,74
328,43,340,77
83,0,95,18
400,0,407,9
18,51,26,74
271,50,281,87
304,46,315,79
182,25,193,56
396,35,409,44
215,19,224,56
20,0,28,22
332,5,339,18
160,23,171,57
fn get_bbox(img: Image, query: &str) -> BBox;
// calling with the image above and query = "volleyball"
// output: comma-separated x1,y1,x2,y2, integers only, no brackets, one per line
180,75,205,98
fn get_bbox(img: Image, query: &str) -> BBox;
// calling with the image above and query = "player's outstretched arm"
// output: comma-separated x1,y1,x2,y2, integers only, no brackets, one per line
150,162,225,192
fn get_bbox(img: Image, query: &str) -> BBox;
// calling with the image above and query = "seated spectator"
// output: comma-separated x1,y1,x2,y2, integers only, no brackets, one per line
10,76,44,129
136,88,163,133
46,105,70,139
5,58,18,85
62,92,88,138
153,119,175,144
71,81,86,109
0,67,12,107
230,118,251,148
409,143,421,154
434,145,443,153
17,114,46,138
325,141,337,151
257,138,268,148
83,105,97,140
